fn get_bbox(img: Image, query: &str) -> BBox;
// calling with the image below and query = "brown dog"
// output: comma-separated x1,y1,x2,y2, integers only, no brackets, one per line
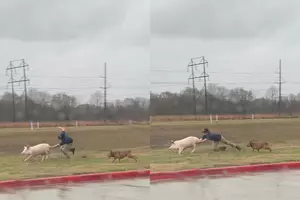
107,150,137,162
246,140,272,152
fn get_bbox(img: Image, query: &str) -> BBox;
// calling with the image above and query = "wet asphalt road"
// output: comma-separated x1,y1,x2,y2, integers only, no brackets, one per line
0,178,149,200
1,170,300,200
151,170,300,200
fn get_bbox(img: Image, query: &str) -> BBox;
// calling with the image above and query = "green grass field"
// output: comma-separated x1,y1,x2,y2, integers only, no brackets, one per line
0,125,150,180
2,118,300,180
150,118,300,171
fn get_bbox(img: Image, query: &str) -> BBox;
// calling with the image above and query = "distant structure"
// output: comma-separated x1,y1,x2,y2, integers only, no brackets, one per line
187,56,209,116
6,59,30,122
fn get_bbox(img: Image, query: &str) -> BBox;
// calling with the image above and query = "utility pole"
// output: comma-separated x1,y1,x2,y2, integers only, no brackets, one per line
100,62,110,120
187,56,209,115
6,59,29,122
276,59,284,116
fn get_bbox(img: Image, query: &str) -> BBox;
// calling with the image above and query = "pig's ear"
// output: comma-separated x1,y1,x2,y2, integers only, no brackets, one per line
171,140,174,144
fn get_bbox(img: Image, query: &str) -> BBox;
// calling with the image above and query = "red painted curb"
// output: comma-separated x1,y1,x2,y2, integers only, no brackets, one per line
0,170,150,189
150,162,300,182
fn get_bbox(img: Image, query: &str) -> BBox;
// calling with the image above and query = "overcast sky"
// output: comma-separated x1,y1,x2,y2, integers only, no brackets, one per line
1,0,300,103
0,0,149,103
151,0,300,98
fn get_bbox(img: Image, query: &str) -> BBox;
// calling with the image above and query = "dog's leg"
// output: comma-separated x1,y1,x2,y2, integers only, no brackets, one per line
46,150,51,160
45,152,49,160
112,158,116,163
191,144,196,153
24,155,32,162
129,155,138,162
133,157,137,162
178,148,183,155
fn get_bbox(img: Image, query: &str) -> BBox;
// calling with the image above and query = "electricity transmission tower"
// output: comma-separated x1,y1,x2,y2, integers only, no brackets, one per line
100,62,110,120
188,60,198,117
6,59,30,122
276,59,284,116
187,56,209,115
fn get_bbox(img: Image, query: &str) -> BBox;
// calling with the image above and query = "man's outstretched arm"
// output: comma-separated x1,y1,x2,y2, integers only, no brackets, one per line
198,138,207,143
58,126,65,132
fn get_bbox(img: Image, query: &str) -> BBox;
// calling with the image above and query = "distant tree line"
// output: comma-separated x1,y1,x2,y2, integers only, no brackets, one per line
2,83,299,122
150,83,300,116
0,88,149,122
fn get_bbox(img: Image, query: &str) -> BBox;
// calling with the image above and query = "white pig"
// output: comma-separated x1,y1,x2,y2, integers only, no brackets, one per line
21,143,54,162
169,136,201,155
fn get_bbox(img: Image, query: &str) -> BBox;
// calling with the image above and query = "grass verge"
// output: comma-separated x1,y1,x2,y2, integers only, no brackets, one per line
0,147,149,181
151,144,300,172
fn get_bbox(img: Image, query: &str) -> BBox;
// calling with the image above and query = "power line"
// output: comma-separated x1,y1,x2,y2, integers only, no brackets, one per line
0,86,148,90
150,69,293,75
151,82,264,85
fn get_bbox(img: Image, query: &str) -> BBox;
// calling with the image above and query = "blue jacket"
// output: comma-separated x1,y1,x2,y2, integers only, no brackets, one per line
201,132,222,142
58,131,73,145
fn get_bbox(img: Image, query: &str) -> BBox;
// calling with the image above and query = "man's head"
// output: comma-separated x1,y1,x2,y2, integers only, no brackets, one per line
58,131,66,140
202,128,210,134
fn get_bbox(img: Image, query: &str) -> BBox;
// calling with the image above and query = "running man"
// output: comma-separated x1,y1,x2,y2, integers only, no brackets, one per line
53,126,75,158
198,128,241,151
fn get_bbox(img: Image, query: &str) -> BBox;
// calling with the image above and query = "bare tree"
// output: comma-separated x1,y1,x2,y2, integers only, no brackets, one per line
28,88,52,106
265,86,278,100
89,91,102,107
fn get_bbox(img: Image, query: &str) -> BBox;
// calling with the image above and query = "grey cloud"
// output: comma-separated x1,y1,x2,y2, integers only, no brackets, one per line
0,0,131,41
151,0,300,40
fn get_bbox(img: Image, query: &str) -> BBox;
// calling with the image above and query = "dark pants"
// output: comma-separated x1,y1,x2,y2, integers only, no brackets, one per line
212,136,239,150
60,143,73,158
